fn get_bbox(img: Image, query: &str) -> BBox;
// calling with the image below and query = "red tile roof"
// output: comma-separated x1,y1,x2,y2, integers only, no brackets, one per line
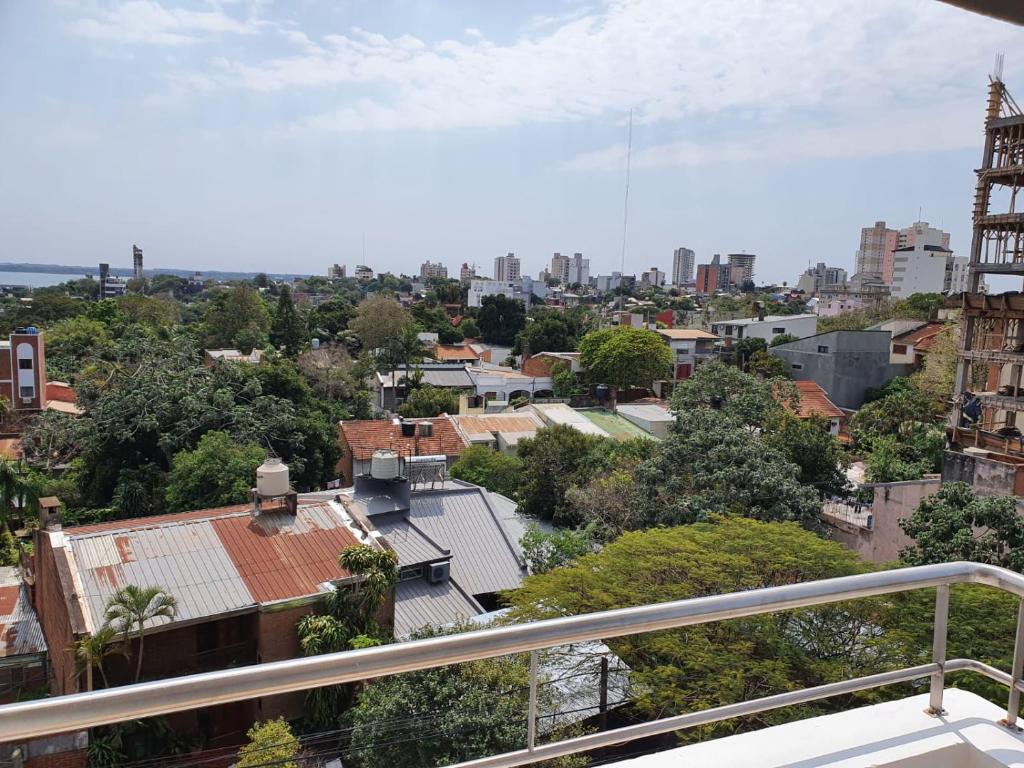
340,417,468,461
433,345,480,361
792,381,845,420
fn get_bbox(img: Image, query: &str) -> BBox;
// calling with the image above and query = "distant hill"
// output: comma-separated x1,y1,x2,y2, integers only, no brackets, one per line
0,263,312,281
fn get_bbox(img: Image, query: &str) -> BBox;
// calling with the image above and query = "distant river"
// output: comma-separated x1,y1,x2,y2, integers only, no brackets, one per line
0,271,89,287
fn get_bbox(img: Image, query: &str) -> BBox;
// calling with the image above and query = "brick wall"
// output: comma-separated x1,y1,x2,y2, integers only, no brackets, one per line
257,603,314,720
32,532,79,695
522,355,557,378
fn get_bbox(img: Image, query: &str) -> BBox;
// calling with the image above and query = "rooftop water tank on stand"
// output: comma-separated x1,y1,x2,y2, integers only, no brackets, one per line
371,449,401,480
256,458,290,497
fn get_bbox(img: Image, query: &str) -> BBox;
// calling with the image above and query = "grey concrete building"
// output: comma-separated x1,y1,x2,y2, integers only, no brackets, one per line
770,330,913,409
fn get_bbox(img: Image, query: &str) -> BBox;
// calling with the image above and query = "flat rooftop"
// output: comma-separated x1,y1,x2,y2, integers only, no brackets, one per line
611,689,1024,768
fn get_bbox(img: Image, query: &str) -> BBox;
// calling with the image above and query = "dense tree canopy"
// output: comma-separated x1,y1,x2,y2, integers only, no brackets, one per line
449,445,521,499
202,284,271,351
475,295,526,346
165,431,265,512
578,326,672,390
398,385,460,418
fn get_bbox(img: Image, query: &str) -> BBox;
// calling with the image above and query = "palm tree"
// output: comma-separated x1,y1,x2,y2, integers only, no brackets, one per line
337,545,398,624
73,625,125,691
104,585,178,683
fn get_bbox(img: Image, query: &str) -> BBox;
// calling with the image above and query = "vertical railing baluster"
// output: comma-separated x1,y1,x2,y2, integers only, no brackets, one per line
527,650,539,751
928,585,949,714
1004,599,1024,728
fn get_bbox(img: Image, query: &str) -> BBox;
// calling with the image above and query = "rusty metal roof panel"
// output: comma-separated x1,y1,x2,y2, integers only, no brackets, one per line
0,567,46,658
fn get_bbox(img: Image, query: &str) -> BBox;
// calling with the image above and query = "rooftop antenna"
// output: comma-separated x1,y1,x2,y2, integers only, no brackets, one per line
618,107,633,312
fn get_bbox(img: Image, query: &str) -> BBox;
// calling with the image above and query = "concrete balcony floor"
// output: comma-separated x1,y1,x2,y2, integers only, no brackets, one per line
611,690,1024,768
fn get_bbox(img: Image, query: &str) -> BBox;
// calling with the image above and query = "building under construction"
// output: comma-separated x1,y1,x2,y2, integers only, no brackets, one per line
946,72,1024,495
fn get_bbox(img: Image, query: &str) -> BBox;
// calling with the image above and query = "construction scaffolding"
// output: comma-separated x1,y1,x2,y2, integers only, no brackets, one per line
951,73,1024,457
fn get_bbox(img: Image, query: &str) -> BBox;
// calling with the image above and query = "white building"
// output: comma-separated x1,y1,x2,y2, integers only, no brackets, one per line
672,247,695,286
355,265,374,280
710,313,818,346
641,267,665,287
468,280,516,308
493,253,521,282
596,273,626,292
890,244,956,298
567,252,589,286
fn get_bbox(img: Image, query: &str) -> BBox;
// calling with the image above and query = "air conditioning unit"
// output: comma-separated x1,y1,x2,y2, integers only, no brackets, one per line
429,561,450,584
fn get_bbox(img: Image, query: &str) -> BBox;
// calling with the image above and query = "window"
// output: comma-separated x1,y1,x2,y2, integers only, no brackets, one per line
19,386,33,399
17,359,32,370
892,344,908,354
791,363,804,370
772,327,786,334
817,345,829,354
677,346,690,355
399,565,424,582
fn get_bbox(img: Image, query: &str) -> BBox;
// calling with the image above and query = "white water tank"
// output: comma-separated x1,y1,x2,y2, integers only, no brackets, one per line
256,458,290,497
370,449,400,480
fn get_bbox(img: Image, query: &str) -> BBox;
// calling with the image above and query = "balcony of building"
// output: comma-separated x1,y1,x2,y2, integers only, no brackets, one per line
5,563,1024,767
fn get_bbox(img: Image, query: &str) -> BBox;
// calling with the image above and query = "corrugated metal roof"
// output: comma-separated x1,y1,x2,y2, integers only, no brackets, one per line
370,513,449,564
407,487,527,597
616,404,675,423
380,366,475,389
454,413,544,441
529,404,610,437
0,567,45,658
394,578,483,638
64,501,365,633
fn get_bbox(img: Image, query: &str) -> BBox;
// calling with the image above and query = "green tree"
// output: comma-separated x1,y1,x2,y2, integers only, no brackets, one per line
73,624,125,691
349,294,413,352
271,284,307,357
900,483,1024,570
475,295,526,346
458,318,481,338
911,325,958,408
117,294,181,330
0,530,17,567
671,360,788,429
516,425,616,524
398,385,459,418
748,349,789,379
764,413,848,498
449,445,522,498
44,316,112,379
104,585,178,683
849,379,938,449
630,408,821,530
513,314,578,356
520,523,596,573
578,326,673,390
551,362,577,398
733,336,767,369
237,719,299,768
769,333,800,347
865,431,943,483
165,431,266,512
202,284,271,351
0,458,39,532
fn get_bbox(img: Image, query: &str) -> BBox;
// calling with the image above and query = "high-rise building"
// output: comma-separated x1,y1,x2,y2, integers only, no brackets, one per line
459,263,476,285
641,267,665,287
328,264,346,279
355,265,374,281
549,253,570,284
890,242,959,298
727,253,756,285
884,221,951,284
695,254,731,295
494,253,521,282
132,244,143,280
672,247,695,285
796,263,848,295
856,221,897,278
419,261,448,279
98,263,127,298
567,252,589,286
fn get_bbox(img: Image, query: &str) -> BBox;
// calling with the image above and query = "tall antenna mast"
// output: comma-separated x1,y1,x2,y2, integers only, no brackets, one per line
619,108,633,312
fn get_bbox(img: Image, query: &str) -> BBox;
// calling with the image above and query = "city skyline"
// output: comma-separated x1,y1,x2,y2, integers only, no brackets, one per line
2,1,1023,282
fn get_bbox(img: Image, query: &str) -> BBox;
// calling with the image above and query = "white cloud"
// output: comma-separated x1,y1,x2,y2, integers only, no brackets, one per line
68,0,265,45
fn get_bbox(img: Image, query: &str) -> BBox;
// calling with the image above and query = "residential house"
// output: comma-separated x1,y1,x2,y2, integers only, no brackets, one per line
710,313,817,348
467,366,554,402
787,380,846,437
340,475,530,634
337,417,468,487
523,403,610,437
203,348,264,367
31,481,387,744
521,352,582,378
373,364,475,412
453,412,545,454
656,329,718,380
0,566,46,703
770,331,913,409
889,322,948,367
429,344,480,364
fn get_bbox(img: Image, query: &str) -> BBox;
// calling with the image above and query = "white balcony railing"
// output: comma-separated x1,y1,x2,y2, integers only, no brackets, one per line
3,562,1024,768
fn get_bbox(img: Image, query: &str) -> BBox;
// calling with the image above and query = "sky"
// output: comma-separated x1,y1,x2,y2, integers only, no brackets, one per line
1,1,1023,284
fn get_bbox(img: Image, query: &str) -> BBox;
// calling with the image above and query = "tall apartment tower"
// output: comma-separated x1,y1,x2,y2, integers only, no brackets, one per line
727,253,756,285
568,252,589,286
549,253,570,284
494,253,521,282
672,247,695,285
856,221,897,278
948,75,1024,490
132,245,143,279
459,263,476,285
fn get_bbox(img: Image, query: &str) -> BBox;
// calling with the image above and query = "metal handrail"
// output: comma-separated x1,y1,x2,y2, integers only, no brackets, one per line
3,561,1024,764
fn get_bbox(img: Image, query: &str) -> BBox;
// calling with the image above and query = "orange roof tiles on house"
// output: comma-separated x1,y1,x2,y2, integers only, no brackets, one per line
433,344,480,361
791,381,845,420
339,417,468,461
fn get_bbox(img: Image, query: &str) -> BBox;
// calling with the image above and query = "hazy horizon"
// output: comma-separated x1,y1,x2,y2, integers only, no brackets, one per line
2,1,1023,284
